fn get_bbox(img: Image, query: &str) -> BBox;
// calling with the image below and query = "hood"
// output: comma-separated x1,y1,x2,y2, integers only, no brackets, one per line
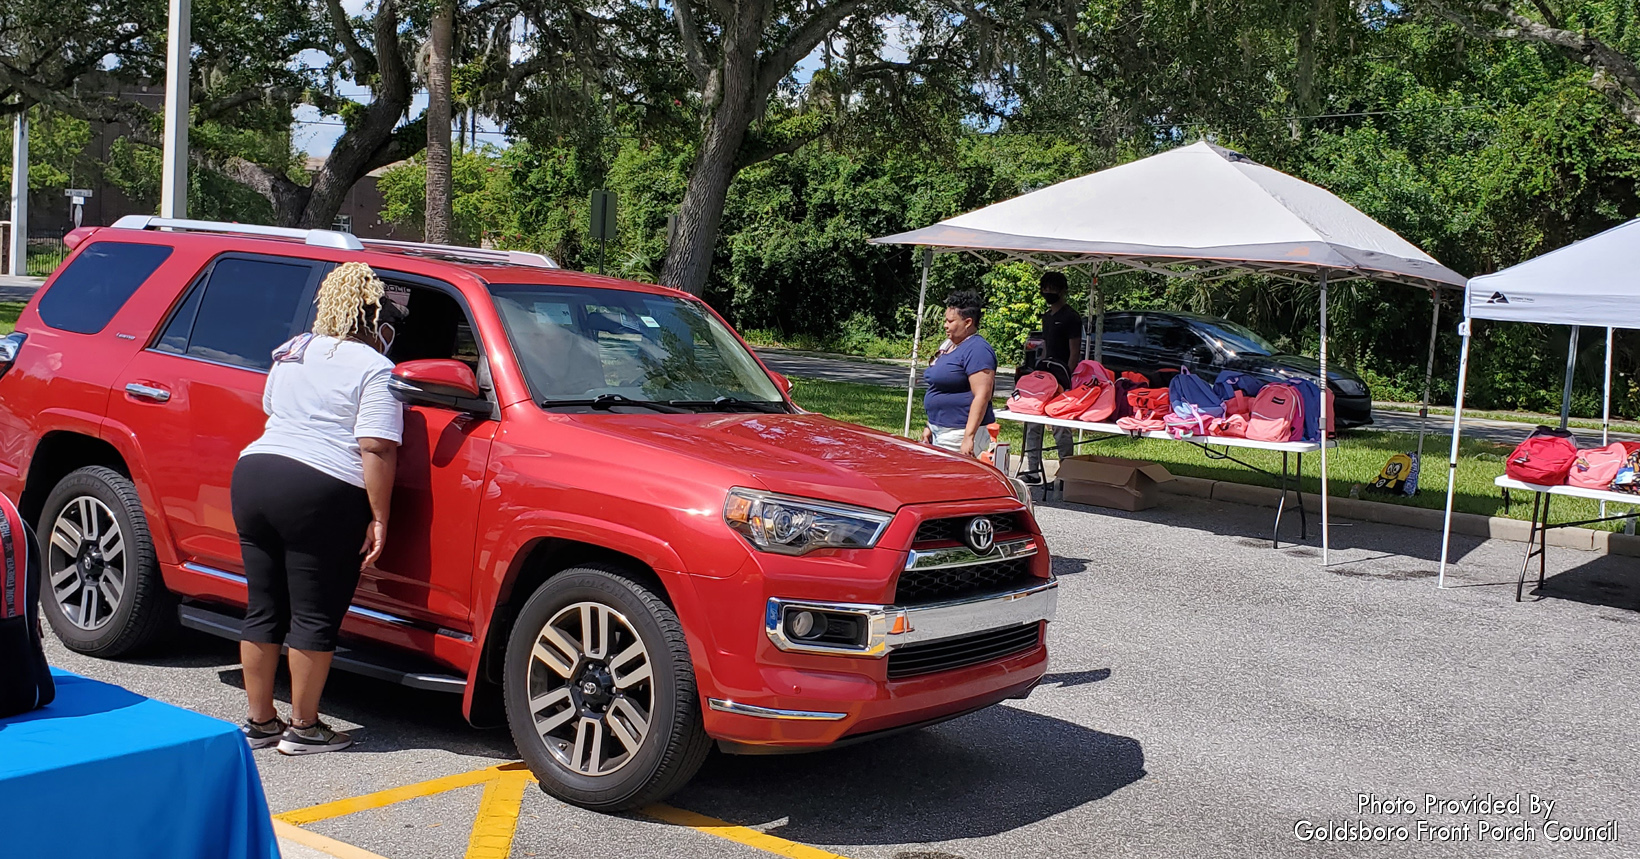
1227,354,1366,388
571,412,1017,512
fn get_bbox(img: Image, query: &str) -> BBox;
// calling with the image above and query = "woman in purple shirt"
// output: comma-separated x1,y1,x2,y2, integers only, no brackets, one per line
920,290,996,457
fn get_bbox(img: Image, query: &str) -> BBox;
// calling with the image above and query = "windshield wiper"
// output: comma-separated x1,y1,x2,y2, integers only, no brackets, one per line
541,394,689,414
666,397,786,413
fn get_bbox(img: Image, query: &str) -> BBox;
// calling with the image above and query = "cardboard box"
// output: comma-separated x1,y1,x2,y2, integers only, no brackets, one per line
1056,455,1175,511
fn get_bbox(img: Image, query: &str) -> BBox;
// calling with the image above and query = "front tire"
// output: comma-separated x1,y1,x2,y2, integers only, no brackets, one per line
37,466,175,656
504,565,710,811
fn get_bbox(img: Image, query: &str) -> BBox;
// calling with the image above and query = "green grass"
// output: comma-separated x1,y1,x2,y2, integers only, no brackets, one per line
25,249,66,278
0,302,24,335
787,376,1640,529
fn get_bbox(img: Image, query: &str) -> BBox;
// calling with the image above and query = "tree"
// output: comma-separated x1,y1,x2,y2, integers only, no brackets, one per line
425,0,455,243
0,0,430,230
1426,1,1640,127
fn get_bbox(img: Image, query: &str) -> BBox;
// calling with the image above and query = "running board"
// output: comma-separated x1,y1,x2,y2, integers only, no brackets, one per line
178,603,468,694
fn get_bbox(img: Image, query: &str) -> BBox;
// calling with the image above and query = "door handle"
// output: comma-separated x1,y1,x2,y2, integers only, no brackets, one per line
125,383,172,403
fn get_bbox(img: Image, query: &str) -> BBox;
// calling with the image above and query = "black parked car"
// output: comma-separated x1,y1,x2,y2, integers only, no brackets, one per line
1027,310,1373,427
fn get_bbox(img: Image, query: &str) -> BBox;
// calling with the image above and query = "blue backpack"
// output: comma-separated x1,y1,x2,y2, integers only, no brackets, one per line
1212,372,1265,401
1169,367,1225,418
1291,378,1325,443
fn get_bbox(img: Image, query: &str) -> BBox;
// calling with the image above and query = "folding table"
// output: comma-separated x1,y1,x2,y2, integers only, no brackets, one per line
1493,475,1640,601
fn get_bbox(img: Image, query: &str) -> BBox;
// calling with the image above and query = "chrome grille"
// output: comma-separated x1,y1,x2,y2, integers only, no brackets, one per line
886,623,1042,680
893,556,1037,605
913,512,1026,546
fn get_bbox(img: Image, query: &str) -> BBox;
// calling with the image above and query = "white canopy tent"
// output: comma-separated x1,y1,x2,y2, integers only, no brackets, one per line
873,140,1467,564
1436,219,1640,585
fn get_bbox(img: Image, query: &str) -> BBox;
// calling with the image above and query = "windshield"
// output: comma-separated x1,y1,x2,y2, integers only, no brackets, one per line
1193,318,1277,356
490,284,786,410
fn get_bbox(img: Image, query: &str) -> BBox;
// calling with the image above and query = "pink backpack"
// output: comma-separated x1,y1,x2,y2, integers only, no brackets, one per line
1008,371,1061,416
1247,383,1302,443
1070,360,1113,389
1568,442,1628,490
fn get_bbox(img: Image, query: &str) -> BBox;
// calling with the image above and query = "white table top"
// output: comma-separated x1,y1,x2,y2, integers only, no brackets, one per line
996,410,1331,454
1494,475,1640,505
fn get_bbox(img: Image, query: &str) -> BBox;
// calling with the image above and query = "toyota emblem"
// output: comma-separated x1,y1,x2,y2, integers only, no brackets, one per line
965,517,996,554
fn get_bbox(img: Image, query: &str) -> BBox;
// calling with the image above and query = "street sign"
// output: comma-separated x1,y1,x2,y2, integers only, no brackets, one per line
589,190,616,274
64,189,93,198
588,190,616,241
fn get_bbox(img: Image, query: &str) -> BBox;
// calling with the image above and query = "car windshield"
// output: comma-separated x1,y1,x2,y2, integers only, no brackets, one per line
1193,318,1278,356
490,284,786,411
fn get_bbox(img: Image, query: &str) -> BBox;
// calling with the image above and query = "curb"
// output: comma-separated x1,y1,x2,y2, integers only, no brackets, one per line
1156,476,1640,557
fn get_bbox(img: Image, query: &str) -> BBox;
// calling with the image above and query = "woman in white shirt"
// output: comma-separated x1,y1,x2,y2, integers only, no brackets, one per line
232,262,404,755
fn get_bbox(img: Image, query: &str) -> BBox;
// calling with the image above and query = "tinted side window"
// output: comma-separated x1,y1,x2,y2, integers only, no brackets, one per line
1099,315,1138,348
182,259,316,371
37,242,173,334
1141,320,1203,352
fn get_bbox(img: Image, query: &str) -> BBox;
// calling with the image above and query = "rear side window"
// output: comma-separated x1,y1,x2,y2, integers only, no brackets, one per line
37,242,173,334
154,257,317,371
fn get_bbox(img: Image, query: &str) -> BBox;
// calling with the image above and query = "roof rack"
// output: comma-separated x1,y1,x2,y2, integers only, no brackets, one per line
357,237,558,269
107,216,559,269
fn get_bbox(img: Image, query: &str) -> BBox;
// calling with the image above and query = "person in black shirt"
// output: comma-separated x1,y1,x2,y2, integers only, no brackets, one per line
1022,271,1082,483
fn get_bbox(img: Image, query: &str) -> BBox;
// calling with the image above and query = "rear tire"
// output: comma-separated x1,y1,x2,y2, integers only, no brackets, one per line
37,466,175,656
504,565,710,811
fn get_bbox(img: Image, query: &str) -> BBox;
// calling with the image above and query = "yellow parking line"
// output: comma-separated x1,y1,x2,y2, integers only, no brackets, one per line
271,820,393,859
643,804,855,859
464,767,533,859
274,763,513,825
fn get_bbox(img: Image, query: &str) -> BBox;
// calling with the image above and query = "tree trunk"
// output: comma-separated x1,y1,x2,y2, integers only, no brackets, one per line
659,11,764,296
425,0,454,244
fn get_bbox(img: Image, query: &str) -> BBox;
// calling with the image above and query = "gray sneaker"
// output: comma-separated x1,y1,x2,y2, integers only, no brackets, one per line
242,716,287,750
276,719,353,755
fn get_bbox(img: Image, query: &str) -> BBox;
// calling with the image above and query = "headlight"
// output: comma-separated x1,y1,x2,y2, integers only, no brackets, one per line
724,489,893,555
1332,379,1366,397
1010,476,1036,515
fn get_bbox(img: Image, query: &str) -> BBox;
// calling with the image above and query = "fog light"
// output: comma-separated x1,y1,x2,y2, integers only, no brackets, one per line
787,610,823,639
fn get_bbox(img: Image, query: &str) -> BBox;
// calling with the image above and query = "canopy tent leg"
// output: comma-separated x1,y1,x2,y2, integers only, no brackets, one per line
1559,326,1579,430
1319,271,1330,566
1088,270,1105,363
1438,321,1474,588
1416,289,1441,464
1602,327,1614,520
902,247,932,438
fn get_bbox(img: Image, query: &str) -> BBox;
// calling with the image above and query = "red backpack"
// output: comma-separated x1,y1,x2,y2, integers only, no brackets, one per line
1506,427,1579,486
1044,382,1101,419
1247,383,1302,442
0,492,54,718
1007,371,1061,416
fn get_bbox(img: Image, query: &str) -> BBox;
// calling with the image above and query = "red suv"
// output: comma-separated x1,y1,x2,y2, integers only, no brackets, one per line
0,217,1057,809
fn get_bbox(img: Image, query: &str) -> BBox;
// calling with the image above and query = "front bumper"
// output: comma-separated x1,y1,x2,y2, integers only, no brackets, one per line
703,576,1058,748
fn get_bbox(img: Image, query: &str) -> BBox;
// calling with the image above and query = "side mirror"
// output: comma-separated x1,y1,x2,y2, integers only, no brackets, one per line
390,359,490,415
770,371,792,395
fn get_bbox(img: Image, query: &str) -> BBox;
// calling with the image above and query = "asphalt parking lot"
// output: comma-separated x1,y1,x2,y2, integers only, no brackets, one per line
45,495,1640,859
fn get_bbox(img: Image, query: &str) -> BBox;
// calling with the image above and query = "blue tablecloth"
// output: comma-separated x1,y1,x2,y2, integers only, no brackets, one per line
0,669,280,859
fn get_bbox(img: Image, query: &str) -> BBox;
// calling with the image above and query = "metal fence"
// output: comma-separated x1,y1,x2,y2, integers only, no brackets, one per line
0,226,68,277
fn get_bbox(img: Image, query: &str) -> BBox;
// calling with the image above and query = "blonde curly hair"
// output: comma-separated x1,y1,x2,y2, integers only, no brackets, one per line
313,262,386,340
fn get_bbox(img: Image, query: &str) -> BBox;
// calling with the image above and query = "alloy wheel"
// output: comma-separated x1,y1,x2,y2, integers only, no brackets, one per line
46,496,127,631
525,601,655,776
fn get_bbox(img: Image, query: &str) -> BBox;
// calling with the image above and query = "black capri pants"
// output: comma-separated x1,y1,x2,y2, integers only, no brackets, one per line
231,454,372,652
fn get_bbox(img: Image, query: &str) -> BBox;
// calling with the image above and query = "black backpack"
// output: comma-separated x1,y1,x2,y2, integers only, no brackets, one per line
0,494,54,718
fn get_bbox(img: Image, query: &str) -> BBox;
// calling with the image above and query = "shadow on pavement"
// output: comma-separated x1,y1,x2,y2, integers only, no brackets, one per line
1525,555,1640,612
672,703,1145,845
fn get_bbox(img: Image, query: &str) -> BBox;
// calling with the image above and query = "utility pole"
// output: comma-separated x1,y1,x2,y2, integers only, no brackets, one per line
7,111,26,276
159,0,191,219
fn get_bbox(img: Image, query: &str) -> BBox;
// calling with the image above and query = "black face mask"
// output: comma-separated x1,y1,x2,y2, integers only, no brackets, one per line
1041,292,1062,304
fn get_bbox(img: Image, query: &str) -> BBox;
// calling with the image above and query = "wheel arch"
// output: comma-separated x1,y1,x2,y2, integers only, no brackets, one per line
22,431,130,526
464,538,681,727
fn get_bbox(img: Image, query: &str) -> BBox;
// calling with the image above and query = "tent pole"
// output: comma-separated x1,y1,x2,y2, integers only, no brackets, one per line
1091,270,1105,363
1602,327,1614,520
1319,271,1330,567
902,247,932,438
1416,289,1440,465
1559,326,1579,431
1438,320,1473,588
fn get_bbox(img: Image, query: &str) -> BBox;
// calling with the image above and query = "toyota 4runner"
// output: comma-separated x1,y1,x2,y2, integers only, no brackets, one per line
0,217,1057,809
